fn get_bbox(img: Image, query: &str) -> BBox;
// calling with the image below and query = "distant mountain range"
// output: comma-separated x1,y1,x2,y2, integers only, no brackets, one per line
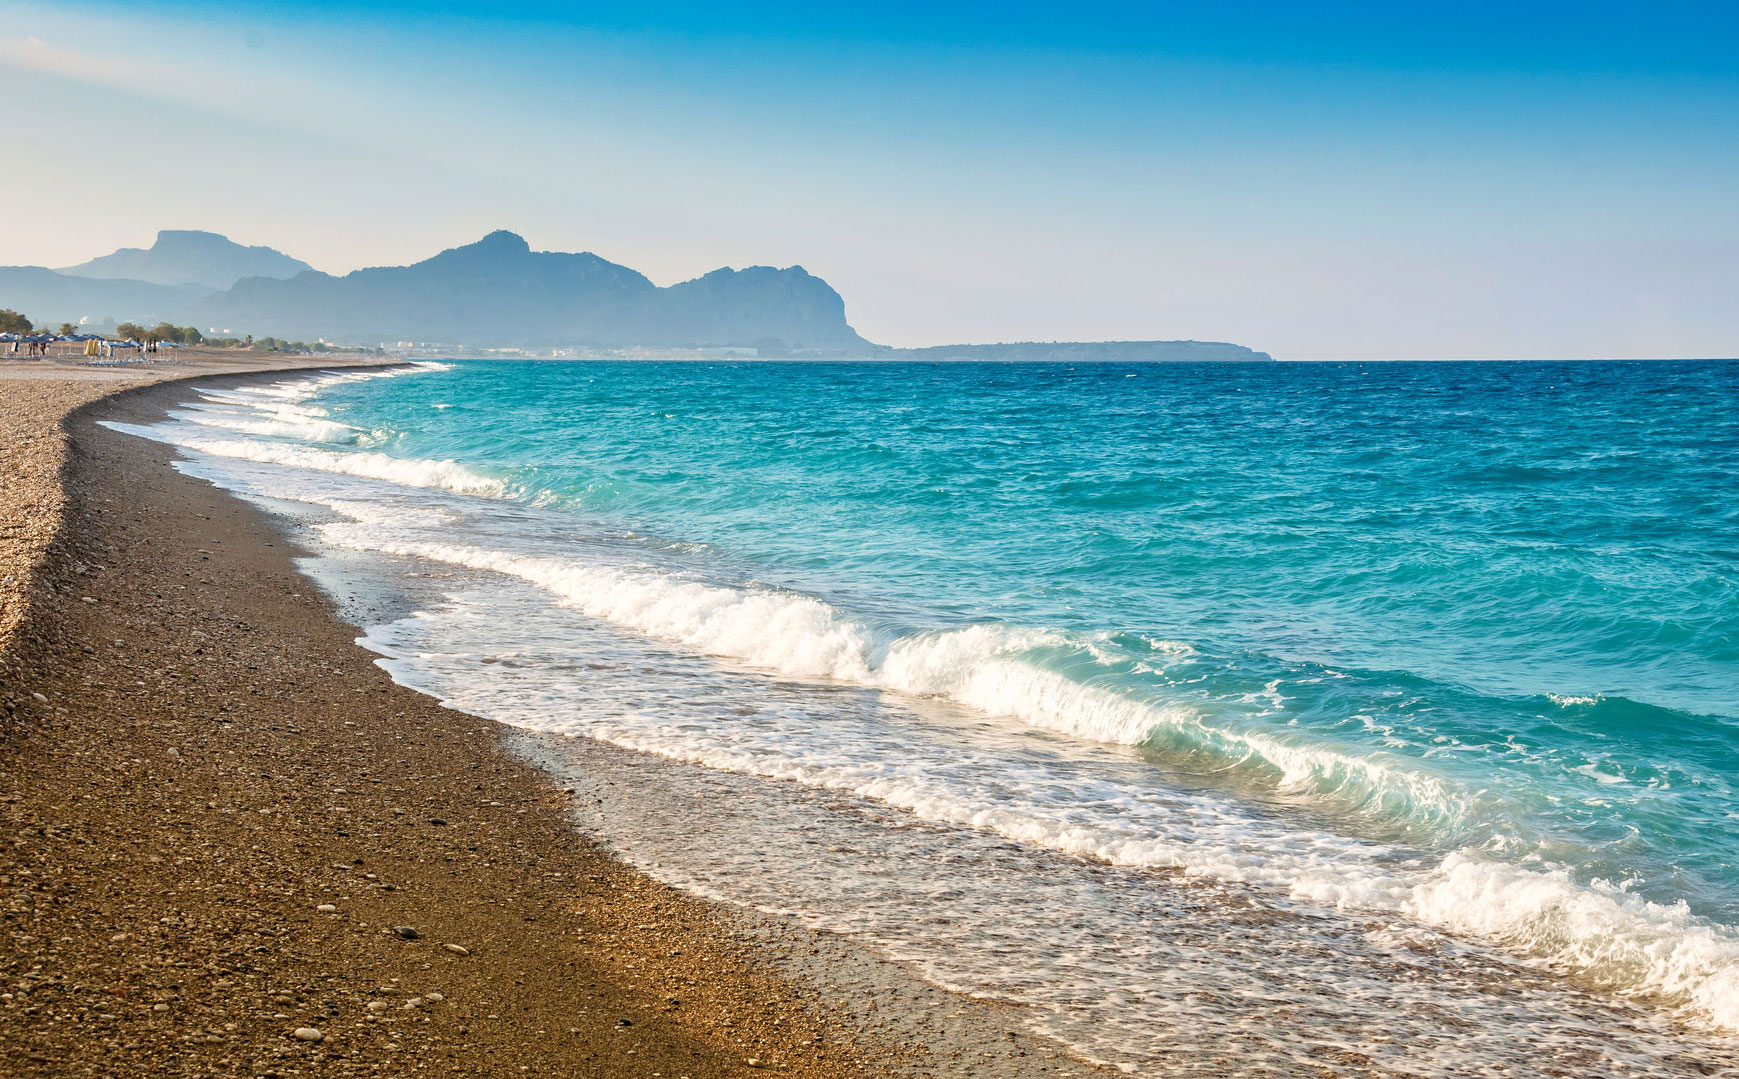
210,230,867,351
58,229,314,290
2,230,869,351
2,229,1271,359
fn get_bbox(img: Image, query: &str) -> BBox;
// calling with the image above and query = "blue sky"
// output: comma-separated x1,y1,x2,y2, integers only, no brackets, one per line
1,0,1735,356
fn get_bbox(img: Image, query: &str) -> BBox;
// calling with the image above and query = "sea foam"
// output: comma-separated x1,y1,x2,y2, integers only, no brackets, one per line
99,424,510,499
103,358,1739,1040
318,526,1739,1032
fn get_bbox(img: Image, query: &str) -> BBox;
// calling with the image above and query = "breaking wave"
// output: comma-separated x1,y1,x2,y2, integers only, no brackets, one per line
321,526,1739,1033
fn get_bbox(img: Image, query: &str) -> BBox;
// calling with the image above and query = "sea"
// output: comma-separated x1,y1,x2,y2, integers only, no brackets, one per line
106,357,1739,1075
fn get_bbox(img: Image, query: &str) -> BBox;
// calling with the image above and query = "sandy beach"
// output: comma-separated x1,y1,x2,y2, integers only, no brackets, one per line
0,358,1100,1077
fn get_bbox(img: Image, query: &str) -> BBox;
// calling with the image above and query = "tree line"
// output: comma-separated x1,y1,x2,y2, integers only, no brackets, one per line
2,307,383,354
115,322,206,344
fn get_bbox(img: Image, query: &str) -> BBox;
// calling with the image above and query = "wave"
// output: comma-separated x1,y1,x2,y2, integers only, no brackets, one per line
95,358,484,496
168,407,366,445
303,526,1517,841
1406,853,1739,1031
189,361,453,410
317,530,1462,827
98,357,1739,1036
327,529,1739,1034
99,423,511,499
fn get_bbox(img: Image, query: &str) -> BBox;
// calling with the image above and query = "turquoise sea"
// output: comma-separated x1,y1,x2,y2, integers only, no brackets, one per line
110,358,1739,1075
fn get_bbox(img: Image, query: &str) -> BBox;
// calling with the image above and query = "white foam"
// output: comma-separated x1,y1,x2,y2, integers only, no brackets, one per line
95,357,1739,1038
327,531,1739,1035
93,361,485,499
102,422,508,498
316,528,1463,827
168,406,364,444
1406,853,1739,1031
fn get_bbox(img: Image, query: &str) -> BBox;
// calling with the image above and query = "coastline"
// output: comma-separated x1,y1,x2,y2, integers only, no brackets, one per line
0,366,1098,1076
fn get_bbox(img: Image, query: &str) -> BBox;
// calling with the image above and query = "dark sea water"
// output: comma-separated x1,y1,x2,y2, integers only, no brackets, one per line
108,358,1739,1075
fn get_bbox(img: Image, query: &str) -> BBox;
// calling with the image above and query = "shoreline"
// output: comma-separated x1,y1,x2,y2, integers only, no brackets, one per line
0,368,1098,1075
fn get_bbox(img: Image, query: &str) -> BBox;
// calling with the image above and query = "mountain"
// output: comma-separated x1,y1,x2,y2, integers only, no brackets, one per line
890,340,1275,362
0,266,211,327
623,265,862,351
59,229,314,290
202,230,870,350
3,229,1270,358
210,230,655,345
2,229,870,349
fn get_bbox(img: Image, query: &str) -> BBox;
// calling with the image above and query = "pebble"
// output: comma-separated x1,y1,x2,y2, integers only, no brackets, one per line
291,1027,324,1042
316,904,338,913
393,925,419,940
366,1001,389,1014
425,992,445,1003
30,692,47,703
443,944,469,956
152,1003,170,1013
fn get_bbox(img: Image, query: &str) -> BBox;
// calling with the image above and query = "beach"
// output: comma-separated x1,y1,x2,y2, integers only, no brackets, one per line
6,355,1737,1078
0,361,1095,1078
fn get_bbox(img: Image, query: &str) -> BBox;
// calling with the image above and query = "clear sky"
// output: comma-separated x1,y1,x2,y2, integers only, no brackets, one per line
2,0,1735,357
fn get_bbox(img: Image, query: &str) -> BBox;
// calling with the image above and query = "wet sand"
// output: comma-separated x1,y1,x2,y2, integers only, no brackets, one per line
0,365,1098,1077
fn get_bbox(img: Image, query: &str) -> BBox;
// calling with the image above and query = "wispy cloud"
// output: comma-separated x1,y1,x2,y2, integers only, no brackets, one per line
0,33,211,107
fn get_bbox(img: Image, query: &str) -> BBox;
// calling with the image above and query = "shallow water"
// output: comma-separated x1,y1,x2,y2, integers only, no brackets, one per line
105,358,1739,1073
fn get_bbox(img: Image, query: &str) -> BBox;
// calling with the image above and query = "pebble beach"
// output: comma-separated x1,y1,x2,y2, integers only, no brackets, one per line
0,356,1093,1078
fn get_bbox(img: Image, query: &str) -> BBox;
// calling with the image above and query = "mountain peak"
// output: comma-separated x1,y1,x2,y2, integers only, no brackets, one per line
420,231,536,268
156,228,229,243
477,229,530,252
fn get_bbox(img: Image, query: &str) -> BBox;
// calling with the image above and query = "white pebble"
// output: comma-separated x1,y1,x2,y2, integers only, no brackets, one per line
292,1027,324,1042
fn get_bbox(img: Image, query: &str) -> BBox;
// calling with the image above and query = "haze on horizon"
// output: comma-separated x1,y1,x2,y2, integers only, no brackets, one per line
2,0,1735,360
